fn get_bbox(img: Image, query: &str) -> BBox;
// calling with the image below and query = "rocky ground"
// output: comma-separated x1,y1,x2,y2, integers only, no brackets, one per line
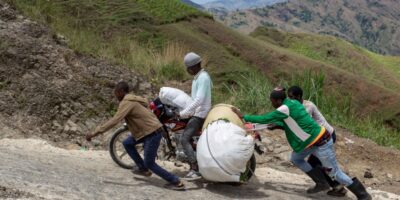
1,138,399,200
256,128,400,195
0,0,154,149
1,1,400,199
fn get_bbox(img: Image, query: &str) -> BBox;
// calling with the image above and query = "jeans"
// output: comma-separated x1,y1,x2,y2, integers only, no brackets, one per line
290,138,353,186
308,131,336,167
180,117,204,164
122,130,179,184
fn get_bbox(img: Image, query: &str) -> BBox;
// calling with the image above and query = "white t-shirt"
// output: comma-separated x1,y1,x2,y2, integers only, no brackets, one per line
303,100,334,134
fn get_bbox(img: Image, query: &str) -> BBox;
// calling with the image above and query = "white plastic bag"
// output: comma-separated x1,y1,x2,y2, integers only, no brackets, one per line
197,120,255,182
159,87,193,111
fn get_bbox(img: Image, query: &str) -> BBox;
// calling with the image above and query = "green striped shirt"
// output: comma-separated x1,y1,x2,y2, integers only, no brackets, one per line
244,98,323,152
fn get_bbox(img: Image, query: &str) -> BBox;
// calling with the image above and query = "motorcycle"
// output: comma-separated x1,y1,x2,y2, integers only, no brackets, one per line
109,97,265,182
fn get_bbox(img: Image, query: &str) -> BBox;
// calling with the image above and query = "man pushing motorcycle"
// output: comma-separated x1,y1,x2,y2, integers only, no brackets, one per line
86,81,185,190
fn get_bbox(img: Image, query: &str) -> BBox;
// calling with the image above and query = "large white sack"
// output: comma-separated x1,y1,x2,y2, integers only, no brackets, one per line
159,87,193,111
197,120,255,182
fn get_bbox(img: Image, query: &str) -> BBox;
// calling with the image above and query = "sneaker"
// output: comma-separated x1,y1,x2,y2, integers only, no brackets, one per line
131,168,152,177
164,181,186,191
181,170,202,181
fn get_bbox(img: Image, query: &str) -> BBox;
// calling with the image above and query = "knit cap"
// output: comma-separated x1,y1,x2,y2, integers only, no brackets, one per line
184,52,202,68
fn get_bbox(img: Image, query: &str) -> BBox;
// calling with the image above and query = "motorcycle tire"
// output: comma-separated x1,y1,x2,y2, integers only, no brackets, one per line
109,127,136,169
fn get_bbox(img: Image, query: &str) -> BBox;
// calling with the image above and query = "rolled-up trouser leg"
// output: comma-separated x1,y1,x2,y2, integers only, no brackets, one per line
314,138,353,186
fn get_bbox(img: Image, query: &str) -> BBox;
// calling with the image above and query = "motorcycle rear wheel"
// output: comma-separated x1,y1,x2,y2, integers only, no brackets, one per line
109,127,138,169
109,127,168,169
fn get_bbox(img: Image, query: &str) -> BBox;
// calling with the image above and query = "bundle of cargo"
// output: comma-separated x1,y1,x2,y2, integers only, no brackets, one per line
158,87,193,111
197,104,255,182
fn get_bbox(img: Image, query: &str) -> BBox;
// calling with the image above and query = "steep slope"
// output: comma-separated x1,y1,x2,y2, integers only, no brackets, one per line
4,0,400,146
218,0,400,55
250,27,400,129
251,27,400,91
0,1,154,146
164,17,400,120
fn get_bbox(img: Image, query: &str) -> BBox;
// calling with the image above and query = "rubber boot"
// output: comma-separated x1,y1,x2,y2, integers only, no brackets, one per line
305,168,331,193
346,178,372,200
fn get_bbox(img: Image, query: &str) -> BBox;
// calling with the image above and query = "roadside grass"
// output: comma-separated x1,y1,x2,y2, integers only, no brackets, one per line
225,70,400,149
221,70,274,114
286,71,399,149
11,0,192,84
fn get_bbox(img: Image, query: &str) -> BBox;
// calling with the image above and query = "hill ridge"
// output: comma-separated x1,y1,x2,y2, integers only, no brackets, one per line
215,0,400,55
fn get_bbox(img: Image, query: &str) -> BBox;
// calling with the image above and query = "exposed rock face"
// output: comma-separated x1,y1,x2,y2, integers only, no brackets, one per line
0,0,154,146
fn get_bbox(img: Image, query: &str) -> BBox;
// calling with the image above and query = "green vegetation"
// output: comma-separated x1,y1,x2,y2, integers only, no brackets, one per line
10,0,203,84
135,0,210,23
252,27,400,91
366,52,400,78
10,1,400,149
223,71,274,114
12,0,209,25
225,70,400,149
252,27,400,133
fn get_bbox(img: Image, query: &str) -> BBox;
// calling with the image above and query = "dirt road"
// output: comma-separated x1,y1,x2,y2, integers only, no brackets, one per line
1,138,399,200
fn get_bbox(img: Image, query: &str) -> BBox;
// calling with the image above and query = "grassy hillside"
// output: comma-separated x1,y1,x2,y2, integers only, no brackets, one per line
9,0,400,148
218,0,400,55
251,27,400,91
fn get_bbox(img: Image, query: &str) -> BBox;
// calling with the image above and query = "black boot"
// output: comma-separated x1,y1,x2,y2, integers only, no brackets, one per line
305,168,330,193
346,178,372,200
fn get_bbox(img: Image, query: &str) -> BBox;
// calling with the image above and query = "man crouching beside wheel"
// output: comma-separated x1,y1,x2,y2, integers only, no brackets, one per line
86,81,185,191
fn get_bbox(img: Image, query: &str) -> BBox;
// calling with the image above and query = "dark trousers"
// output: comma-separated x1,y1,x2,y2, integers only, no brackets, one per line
122,130,179,184
180,116,204,164
307,131,340,187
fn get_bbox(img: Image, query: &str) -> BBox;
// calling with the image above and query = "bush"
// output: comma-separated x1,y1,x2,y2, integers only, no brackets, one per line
159,62,186,81
223,71,274,114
